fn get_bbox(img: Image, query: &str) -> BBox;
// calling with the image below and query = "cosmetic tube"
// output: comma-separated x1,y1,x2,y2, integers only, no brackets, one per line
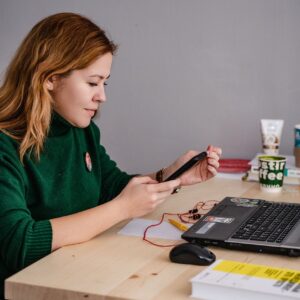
260,119,284,155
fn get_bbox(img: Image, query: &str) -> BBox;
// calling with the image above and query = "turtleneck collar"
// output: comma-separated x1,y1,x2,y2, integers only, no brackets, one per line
48,111,75,137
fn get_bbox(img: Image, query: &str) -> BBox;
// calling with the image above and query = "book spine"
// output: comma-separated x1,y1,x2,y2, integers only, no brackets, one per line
286,168,300,178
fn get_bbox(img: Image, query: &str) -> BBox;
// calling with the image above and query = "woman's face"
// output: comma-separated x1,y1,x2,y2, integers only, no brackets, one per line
49,52,113,128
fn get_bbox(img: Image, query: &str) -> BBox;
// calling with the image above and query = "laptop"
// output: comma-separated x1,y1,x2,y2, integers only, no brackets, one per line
182,197,300,257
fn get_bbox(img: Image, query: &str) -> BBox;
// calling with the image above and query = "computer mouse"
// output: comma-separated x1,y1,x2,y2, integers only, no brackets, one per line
169,243,216,266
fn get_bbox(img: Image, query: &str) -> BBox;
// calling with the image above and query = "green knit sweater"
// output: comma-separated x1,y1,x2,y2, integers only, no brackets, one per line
0,113,132,298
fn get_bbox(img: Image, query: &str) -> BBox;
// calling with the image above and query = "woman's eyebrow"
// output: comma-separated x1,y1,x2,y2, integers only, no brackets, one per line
88,74,111,80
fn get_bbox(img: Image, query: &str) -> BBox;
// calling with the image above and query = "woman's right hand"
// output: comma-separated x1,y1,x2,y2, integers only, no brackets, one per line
115,176,180,219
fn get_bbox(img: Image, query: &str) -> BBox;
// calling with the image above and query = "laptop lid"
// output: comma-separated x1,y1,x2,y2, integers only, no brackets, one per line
182,197,262,242
182,196,300,256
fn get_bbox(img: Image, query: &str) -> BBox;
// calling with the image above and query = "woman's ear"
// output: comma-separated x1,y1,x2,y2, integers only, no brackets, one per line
45,75,58,91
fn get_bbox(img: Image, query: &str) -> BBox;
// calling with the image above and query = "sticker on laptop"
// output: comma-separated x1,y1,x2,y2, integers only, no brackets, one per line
196,222,216,234
230,197,260,207
203,216,234,224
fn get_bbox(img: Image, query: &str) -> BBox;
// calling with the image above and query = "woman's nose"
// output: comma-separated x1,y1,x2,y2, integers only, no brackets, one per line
94,86,106,102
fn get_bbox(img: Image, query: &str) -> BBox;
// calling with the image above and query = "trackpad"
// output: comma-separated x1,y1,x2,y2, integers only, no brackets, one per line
285,222,300,246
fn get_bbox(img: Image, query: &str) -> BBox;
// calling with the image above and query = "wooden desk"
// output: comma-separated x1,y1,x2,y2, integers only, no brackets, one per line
5,178,300,300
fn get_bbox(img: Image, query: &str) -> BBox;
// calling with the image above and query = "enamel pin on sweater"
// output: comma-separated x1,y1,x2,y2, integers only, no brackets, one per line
85,152,92,172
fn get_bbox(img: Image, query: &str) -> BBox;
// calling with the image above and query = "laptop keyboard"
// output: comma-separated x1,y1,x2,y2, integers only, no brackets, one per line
231,202,300,243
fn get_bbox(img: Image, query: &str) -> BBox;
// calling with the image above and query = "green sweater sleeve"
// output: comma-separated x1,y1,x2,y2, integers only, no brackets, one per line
0,153,52,274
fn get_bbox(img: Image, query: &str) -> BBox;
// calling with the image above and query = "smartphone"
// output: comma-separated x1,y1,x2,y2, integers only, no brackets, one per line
163,151,207,182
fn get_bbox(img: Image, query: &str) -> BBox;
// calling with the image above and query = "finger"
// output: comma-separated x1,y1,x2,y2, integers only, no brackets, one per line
148,179,180,192
212,146,222,156
207,150,222,161
185,150,199,159
206,144,213,152
155,197,169,206
207,149,221,157
207,165,218,176
156,189,175,200
207,151,220,160
155,191,176,206
206,145,222,156
131,176,157,185
207,158,220,169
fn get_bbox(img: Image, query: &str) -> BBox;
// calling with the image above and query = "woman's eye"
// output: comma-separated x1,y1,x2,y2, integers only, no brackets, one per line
88,82,108,87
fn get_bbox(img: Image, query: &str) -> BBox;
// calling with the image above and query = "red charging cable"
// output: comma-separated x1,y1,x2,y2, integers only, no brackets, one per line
143,200,219,247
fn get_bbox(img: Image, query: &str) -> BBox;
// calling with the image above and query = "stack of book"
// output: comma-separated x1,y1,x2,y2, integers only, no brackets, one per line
243,153,300,186
190,259,300,299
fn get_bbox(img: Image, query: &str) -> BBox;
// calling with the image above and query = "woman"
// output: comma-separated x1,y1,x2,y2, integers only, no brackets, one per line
0,12,221,298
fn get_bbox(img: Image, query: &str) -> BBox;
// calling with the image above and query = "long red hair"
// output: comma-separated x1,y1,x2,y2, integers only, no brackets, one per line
0,12,117,162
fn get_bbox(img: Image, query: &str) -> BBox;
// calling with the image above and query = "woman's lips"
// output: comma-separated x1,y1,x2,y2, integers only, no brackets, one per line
85,109,96,117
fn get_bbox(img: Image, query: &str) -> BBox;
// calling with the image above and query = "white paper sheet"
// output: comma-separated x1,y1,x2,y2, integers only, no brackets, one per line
118,218,191,240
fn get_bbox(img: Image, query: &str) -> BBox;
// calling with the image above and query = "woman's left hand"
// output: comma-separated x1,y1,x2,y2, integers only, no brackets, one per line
164,145,222,186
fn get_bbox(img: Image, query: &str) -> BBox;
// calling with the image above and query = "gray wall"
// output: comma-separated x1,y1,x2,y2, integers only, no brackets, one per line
1,0,300,174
